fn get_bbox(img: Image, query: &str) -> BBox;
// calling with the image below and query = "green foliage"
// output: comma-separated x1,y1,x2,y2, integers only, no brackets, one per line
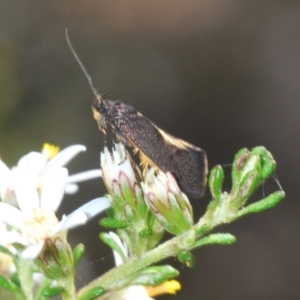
77,146,284,299
0,146,284,300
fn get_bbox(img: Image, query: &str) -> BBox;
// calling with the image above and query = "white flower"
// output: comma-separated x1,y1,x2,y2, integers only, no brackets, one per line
100,143,141,193
141,168,193,235
0,143,109,258
100,143,149,228
0,143,102,207
0,197,110,259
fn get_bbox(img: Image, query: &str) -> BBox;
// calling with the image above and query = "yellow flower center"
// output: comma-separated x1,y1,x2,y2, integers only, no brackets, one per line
41,143,60,160
146,280,181,296
21,208,59,243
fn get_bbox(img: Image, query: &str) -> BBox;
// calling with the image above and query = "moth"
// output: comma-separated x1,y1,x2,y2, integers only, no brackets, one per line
66,31,208,198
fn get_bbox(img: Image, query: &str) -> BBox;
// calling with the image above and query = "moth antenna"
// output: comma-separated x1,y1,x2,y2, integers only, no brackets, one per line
65,29,103,103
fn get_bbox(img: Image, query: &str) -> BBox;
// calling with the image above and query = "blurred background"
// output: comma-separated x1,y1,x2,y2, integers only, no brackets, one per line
0,1,299,299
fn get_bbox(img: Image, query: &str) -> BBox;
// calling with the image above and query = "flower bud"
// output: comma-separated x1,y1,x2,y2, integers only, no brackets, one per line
37,237,73,280
142,169,193,235
101,144,148,224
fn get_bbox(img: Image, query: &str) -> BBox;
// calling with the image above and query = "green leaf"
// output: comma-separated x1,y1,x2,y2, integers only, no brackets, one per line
35,277,60,300
146,212,165,249
0,245,15,257
73,243,85,268
0,275,20,292
42,286,63,297
99,232,126,263
139,229,152,238
236,170,260,203
105,205,116,218
130,265,179,286
177,250,196,267
10,273,20,288
231,148,250,185
99,217,127,228
251,146,276,181
238,191,285,217
193,233,236,249
77,286,105,300
36,238,73,280
195,223,211,235
231,149,262,195
239,155,261,183
208,165,224,201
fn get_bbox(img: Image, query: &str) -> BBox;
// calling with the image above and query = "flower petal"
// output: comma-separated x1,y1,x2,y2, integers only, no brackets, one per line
0,230,27,245
54,197,111,232
101,144,137,192
108,231,128,266
44,145,86,173
100,147,115,186
72,197,111,219
0,160,13,201
64,169,102,194
98,286,152,300
65,183,79,194
55,212,88,232
0,203,22,228
0,160,11,182
22,241,44,259
67,169,102,183
40,168,68,211
14,177,39,213
0,224,28,245
15,152,47,178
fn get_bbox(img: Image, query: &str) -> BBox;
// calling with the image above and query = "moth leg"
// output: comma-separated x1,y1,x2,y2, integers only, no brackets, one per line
138,151,160,176
103,135,107,146
96,126,107,145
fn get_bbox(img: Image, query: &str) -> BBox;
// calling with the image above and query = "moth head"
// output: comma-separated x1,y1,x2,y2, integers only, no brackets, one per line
92,97,108,134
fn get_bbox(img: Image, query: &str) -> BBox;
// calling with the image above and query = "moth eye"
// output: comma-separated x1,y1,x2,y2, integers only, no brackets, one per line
98,104,106,114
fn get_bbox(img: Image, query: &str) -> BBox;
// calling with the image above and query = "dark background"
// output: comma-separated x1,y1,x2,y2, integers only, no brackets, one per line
0,1,299,299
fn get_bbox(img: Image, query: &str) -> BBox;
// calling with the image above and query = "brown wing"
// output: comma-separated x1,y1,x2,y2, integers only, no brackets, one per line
112,102,208,198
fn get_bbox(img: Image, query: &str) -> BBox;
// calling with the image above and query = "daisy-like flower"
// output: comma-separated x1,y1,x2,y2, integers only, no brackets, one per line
0,143,102,206
0,143,109,258
0,192,110,259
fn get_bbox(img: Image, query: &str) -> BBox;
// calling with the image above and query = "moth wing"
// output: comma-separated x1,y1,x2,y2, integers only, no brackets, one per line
161,132,208,198
115,103,207,198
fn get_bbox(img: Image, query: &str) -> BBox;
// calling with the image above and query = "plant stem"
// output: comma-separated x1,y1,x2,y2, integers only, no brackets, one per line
77,220,209,298
60,274,77,300
17,257,34,300
77,190,284,298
